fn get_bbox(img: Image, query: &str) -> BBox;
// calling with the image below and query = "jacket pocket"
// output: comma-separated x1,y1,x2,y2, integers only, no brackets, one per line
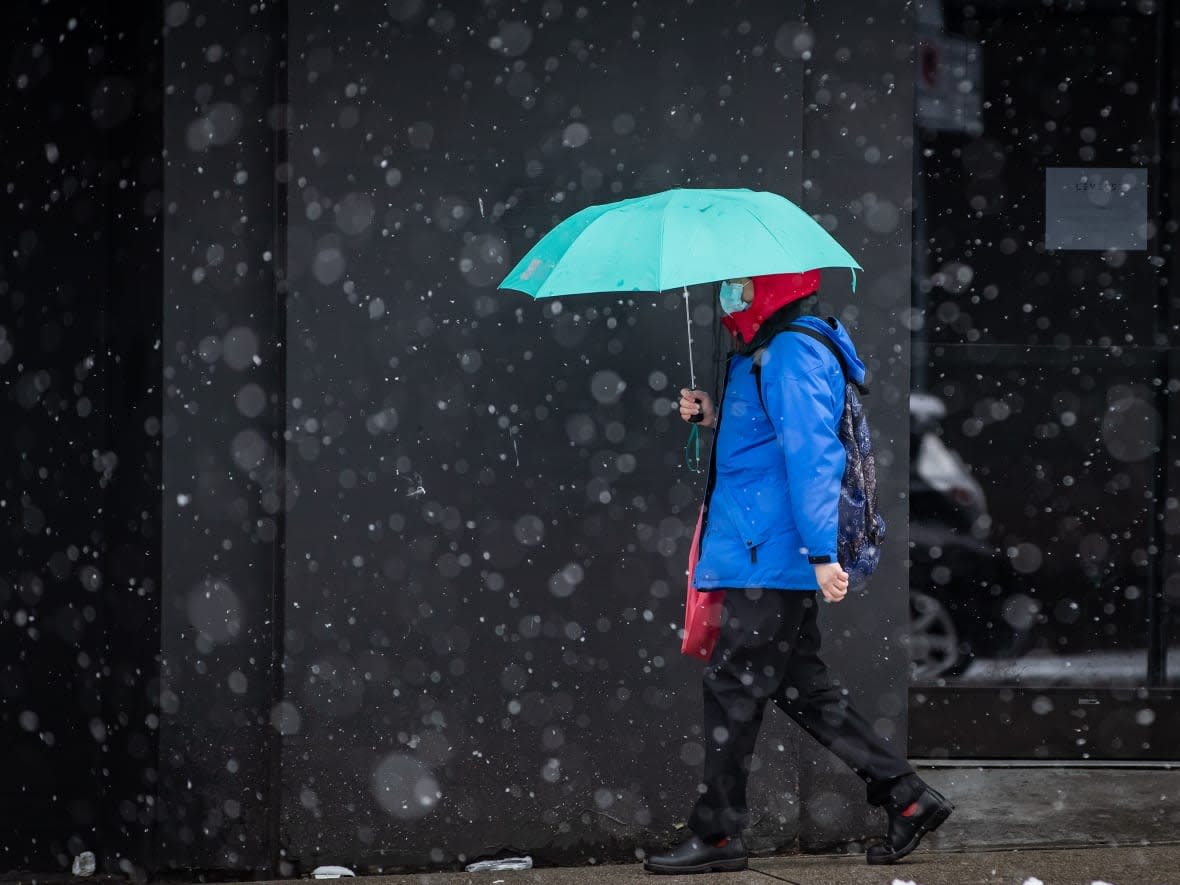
715,483,774,558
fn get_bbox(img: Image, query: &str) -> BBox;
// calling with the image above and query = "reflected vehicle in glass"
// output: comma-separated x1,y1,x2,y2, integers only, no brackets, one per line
907,393,1035,680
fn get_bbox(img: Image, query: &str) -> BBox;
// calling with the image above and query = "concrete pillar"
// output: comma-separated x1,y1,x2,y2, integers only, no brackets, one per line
158,0,286,872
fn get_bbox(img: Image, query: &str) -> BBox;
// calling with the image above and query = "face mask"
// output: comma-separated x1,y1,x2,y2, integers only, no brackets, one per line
719,281,749,315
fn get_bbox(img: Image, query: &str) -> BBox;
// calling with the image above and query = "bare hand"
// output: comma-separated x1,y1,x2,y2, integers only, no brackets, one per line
814,562,849,603
678,388,716,428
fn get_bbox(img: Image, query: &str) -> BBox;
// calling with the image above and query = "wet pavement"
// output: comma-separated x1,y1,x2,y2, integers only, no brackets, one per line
250,843,1180,885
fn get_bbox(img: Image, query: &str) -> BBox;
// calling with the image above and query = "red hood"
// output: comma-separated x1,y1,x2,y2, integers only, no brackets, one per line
721,269,822,344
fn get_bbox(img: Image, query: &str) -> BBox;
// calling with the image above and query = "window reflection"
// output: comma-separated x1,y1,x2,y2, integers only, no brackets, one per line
908,356,1166,689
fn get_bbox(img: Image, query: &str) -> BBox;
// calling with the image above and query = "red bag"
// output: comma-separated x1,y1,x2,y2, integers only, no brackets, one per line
681,506,724,661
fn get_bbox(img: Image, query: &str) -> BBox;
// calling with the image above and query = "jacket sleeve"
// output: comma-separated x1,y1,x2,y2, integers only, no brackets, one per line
761,361,844,564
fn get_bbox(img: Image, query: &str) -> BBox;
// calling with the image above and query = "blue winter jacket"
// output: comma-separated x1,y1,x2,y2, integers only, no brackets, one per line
693,315,867,592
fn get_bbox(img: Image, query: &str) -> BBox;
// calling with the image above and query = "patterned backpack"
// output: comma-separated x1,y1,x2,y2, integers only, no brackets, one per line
752,320,886,589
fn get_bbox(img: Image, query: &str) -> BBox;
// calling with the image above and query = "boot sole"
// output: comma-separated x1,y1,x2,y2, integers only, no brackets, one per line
643,856,749,875
866,794,954,866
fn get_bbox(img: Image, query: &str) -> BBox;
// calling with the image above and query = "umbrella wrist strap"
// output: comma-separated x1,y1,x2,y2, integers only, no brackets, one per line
685,423,702,472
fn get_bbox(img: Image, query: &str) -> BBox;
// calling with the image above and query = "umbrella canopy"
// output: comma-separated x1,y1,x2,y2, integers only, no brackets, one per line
498,187,861,298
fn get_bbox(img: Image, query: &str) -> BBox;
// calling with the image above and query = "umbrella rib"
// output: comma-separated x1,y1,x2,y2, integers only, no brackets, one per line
739,204,802,266
551,198,670,295
544,206,630,296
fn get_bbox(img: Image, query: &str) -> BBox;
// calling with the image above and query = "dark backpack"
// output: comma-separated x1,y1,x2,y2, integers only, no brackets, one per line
752,319,886,589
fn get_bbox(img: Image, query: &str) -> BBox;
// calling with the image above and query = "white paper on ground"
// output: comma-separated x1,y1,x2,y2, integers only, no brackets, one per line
72,852,96,877
464,856,534,872
311,865,356,879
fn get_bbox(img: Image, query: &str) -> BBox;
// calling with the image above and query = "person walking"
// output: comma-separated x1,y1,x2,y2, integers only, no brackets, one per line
644,271,953,874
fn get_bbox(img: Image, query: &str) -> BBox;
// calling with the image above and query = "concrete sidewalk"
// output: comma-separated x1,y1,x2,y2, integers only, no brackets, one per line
264,844,1180,885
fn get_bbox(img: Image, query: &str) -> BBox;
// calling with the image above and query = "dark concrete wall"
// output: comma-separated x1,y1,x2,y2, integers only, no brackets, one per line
278,0,820,872
797,0,915,850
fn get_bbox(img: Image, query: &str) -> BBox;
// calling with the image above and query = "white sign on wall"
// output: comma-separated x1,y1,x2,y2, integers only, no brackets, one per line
1045,167,1149,251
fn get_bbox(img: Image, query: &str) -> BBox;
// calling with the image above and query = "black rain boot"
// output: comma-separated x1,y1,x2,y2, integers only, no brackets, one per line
866,785,954,865
643,834,748,874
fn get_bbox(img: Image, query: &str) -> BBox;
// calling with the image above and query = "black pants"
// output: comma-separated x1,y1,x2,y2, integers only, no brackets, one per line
688,589,924,840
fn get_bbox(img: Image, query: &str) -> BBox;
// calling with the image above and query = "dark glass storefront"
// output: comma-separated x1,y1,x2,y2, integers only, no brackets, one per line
908,1,1180,759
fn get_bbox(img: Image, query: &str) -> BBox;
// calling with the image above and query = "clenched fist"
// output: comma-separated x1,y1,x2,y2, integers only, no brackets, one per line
678,388,716,428
815,562,850,603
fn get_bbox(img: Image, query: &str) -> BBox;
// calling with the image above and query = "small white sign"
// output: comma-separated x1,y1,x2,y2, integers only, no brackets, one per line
1045,167,1148,251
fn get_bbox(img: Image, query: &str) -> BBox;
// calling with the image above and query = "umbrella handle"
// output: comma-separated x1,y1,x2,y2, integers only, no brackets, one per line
689,396,704,424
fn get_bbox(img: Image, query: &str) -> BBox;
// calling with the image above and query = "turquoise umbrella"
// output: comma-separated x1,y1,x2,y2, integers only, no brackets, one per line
498,187,862,299
498,187,862,470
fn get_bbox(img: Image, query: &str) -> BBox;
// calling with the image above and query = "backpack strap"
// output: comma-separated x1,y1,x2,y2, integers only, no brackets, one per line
751,318,869,413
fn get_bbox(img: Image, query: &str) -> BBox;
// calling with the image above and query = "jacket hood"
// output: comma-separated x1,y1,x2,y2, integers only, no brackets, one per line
729,298,867,389
789,314,867,386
